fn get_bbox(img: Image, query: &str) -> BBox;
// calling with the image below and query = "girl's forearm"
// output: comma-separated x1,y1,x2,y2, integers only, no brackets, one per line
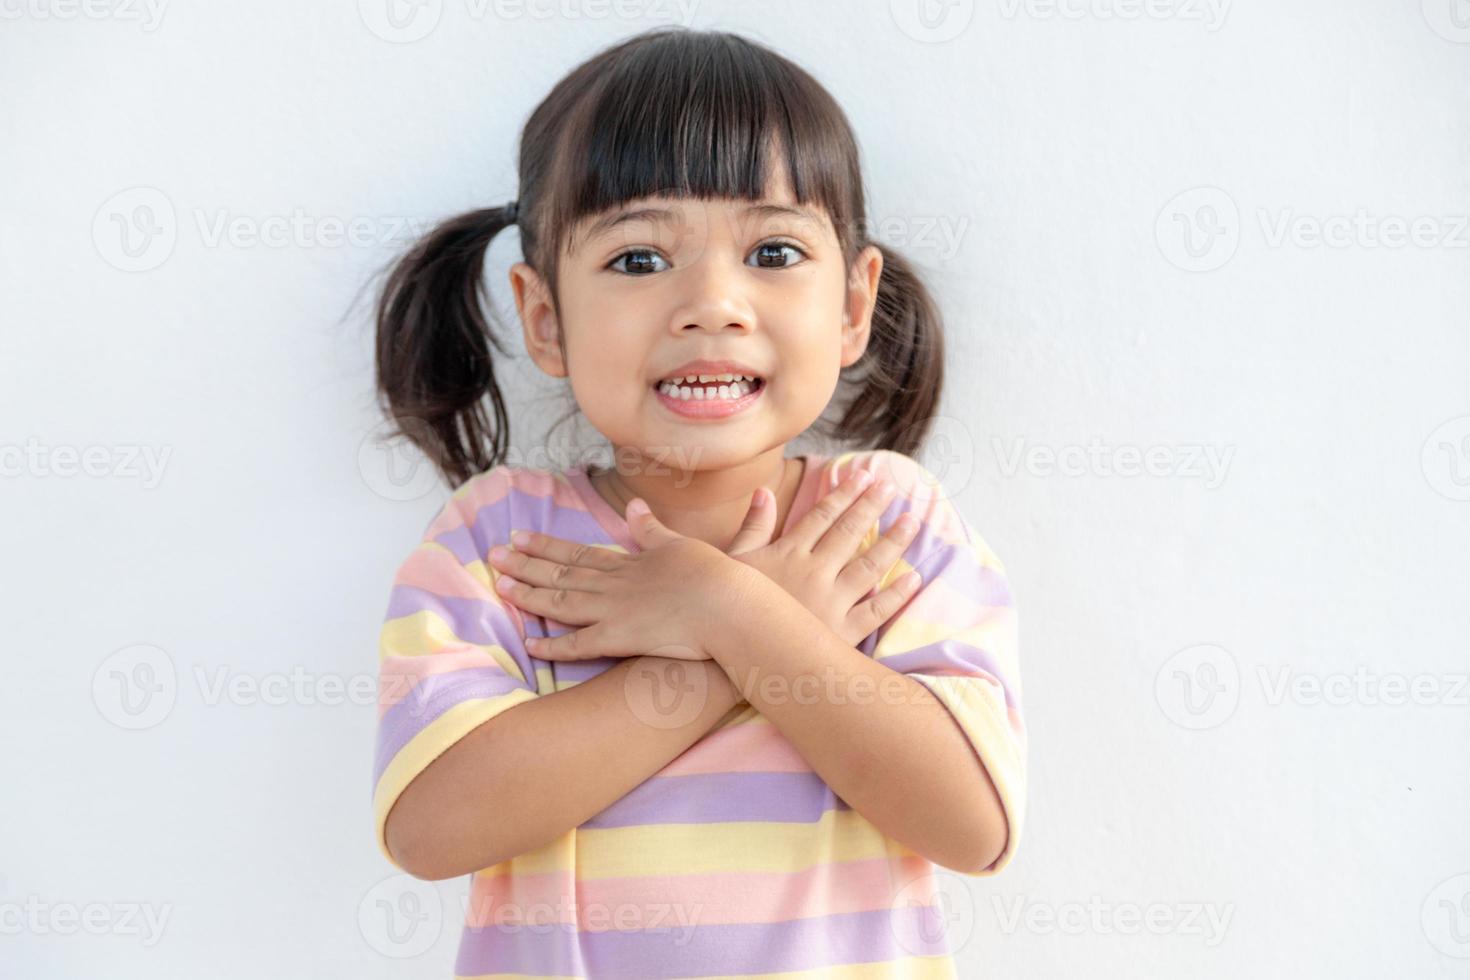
386,655,744,880
708,577,1008,875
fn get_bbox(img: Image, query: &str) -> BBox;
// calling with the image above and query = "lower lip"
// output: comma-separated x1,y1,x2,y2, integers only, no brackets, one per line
652,379,765,419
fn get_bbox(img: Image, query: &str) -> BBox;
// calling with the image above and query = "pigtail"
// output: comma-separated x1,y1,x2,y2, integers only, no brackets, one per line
832,242,946,456
373,203,519,489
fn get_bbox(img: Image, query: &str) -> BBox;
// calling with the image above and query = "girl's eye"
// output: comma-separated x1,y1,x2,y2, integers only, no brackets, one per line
608,249,670,276
748,240,807,269
606,240,809,276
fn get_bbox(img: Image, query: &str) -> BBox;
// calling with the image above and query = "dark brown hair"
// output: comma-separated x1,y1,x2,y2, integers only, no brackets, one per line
373,27,945,488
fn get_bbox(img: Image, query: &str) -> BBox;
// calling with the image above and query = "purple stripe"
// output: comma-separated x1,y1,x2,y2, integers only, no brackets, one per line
552,657,625,683
454,903,952,978
373,667,532,785
582,771,850,829
386,585,514,647
876,641,1018,711
384,582,541,705
430,521,483,566
433,484,619,566
870,504,1012,610
905,544,1013,607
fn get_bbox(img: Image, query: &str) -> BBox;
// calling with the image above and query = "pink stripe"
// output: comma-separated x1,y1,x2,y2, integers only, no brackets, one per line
423,467,601,540
393,547,489,599
377,647,506,718
464,854,937,930
422,470,509,539
657,718,813,776
827,453,972,548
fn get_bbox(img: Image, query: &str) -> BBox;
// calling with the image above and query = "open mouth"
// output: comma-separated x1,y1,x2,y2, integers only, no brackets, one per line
651,373,765,401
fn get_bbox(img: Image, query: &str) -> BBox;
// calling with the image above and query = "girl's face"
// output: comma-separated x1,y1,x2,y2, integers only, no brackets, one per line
510,167,883,474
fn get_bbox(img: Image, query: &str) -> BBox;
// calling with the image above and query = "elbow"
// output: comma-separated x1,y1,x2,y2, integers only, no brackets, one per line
385,810,485,882
957,765,1010,874
956,805,1010,875
385,816,439,881
965,825,1008,875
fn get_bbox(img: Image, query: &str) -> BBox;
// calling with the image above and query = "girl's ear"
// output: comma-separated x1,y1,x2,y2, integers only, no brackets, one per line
840,244,884,368
509,261,568,378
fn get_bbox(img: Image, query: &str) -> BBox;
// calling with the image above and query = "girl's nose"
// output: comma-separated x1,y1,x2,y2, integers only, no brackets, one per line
671,259,757,335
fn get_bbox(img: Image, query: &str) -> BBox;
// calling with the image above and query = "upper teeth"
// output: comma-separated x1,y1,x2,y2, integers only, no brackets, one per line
662,372,758,384
656,373,761,399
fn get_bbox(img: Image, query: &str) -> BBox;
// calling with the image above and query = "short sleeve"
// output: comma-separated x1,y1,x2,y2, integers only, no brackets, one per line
371,469,542,871
861,451,1027,877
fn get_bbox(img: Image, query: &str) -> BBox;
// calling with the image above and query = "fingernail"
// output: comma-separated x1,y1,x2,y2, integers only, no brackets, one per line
854,470,873,488
627,499,649,517
496,575,519,590
511,530,530,547
489,545,509,561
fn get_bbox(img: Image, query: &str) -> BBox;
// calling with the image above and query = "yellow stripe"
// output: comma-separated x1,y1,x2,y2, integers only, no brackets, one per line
373,690,539,869
463,557,492,590
469,807,924,880
455,954,957,980
874,607,1018,675
909,671,1025,877
681,952,958,980
378,611,529,683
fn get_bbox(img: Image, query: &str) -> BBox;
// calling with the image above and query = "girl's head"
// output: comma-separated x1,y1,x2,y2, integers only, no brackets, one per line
375,27,945,488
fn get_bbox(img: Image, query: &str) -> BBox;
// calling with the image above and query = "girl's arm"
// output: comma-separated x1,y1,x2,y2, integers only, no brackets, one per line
386,655,743,881
708,573,1012,876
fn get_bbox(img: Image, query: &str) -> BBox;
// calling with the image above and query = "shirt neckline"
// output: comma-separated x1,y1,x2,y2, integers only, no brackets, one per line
563,454,828,553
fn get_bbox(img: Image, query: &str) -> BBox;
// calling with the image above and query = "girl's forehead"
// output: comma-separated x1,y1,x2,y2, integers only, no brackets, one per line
575,194,831,236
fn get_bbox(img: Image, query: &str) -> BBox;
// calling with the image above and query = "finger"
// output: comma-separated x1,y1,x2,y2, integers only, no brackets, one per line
811,473,899,563
726,487,777,555
493,573,605,626
834,510,921,596
845,568,923,639
626,498,685,549
488,544,607,593
525,622,622,662
506,530,626,572
780,468,875,552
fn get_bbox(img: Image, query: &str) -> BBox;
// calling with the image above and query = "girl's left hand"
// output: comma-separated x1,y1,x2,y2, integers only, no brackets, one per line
486,499,752,662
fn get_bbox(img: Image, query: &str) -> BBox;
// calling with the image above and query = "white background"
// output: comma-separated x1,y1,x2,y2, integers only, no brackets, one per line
3,0,1469,977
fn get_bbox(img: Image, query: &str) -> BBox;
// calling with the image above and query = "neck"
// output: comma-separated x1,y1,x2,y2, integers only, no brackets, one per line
589,446,804,550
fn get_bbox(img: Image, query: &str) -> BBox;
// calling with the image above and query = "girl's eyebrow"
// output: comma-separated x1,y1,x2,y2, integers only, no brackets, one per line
584,202,823,241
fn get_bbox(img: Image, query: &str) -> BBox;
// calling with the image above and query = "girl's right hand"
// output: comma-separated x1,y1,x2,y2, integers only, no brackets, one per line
725,468,924,647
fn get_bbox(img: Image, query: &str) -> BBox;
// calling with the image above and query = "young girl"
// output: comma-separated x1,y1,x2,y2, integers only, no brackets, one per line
369,27,1025,979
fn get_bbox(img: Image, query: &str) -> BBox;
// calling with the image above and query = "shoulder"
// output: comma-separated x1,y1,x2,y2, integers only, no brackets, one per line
826,449,1008,574
823,449,963,530
418,461,571,552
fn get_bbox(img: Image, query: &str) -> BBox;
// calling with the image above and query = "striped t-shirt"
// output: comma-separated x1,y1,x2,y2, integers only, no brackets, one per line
372,449,1026,979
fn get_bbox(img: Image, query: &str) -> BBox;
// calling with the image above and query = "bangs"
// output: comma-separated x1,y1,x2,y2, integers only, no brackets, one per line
538,30,862,260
